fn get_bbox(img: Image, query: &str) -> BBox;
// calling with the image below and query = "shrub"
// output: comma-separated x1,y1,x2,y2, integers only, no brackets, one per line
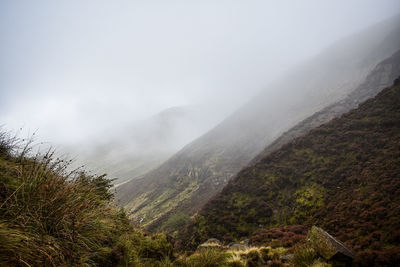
176,249,229,267
290,244,318,267
354,248,400,267
160,212,191,234
259,246,272,261
250,225,307,248
245,248,263,267
226,254,246,267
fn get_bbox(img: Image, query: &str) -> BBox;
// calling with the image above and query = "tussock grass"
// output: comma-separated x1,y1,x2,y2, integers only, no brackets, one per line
174,246,289,267
226,254,245,267
176,248,229,267
290,244,317,267
0,131,173,266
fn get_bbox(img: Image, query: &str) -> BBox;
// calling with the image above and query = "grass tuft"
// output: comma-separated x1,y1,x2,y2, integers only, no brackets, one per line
0,132,173,266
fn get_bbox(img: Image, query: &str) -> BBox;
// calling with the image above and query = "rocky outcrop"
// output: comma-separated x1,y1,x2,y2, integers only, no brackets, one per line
309,226,354,265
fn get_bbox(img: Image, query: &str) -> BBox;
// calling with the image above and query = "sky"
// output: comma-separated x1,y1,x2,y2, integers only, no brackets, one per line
1,0,399,146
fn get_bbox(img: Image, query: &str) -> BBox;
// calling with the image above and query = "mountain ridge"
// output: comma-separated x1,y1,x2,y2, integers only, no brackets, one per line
116,15,400,233
251,49,400,164
181,77,400,261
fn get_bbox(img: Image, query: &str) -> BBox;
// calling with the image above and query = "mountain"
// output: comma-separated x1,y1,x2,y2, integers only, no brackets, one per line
251,49,400,164
66,105,221,185
116,15,400,233
182,77,400,260
1,131,361,267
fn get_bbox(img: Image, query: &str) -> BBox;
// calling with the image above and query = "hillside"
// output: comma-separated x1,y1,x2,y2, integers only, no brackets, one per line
182,77,400,263
252,49,400,164
116,15,400,233
66,105,221,186
0,133,174,266
0,130,310,267
0,132,349,267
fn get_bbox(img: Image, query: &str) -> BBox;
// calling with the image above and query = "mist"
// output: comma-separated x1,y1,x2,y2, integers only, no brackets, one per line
1,0,399,147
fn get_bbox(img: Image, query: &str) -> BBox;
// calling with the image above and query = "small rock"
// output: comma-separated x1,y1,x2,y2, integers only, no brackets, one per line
280,254,293,262
228,243,247,251
206,238,222,245
198,238,223,249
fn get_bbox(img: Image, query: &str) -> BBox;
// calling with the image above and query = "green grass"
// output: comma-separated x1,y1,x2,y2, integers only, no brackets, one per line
176,249,229,267
290,244,317,267
0,131,173,266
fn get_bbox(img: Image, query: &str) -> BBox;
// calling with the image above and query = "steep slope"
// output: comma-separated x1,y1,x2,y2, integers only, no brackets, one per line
0,132,174,266
183,78,400,257
67,105,220,185
252,49,400,164
117,15,400,232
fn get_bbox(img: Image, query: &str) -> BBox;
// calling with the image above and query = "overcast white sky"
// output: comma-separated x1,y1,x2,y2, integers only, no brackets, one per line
1,0,399,145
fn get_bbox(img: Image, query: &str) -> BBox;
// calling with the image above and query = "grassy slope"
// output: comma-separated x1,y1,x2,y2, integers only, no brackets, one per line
0,133,333,267
182,79,400,259
117,17,400,234
0,134,173,267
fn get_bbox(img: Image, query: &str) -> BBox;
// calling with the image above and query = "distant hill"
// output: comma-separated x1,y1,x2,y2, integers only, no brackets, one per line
182,77,400,261
116,15,400,233
66,105,221,185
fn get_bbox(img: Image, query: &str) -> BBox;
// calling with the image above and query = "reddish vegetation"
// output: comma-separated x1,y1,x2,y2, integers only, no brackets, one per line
249,225,307,248
181,79,400,266
353,248,400,267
